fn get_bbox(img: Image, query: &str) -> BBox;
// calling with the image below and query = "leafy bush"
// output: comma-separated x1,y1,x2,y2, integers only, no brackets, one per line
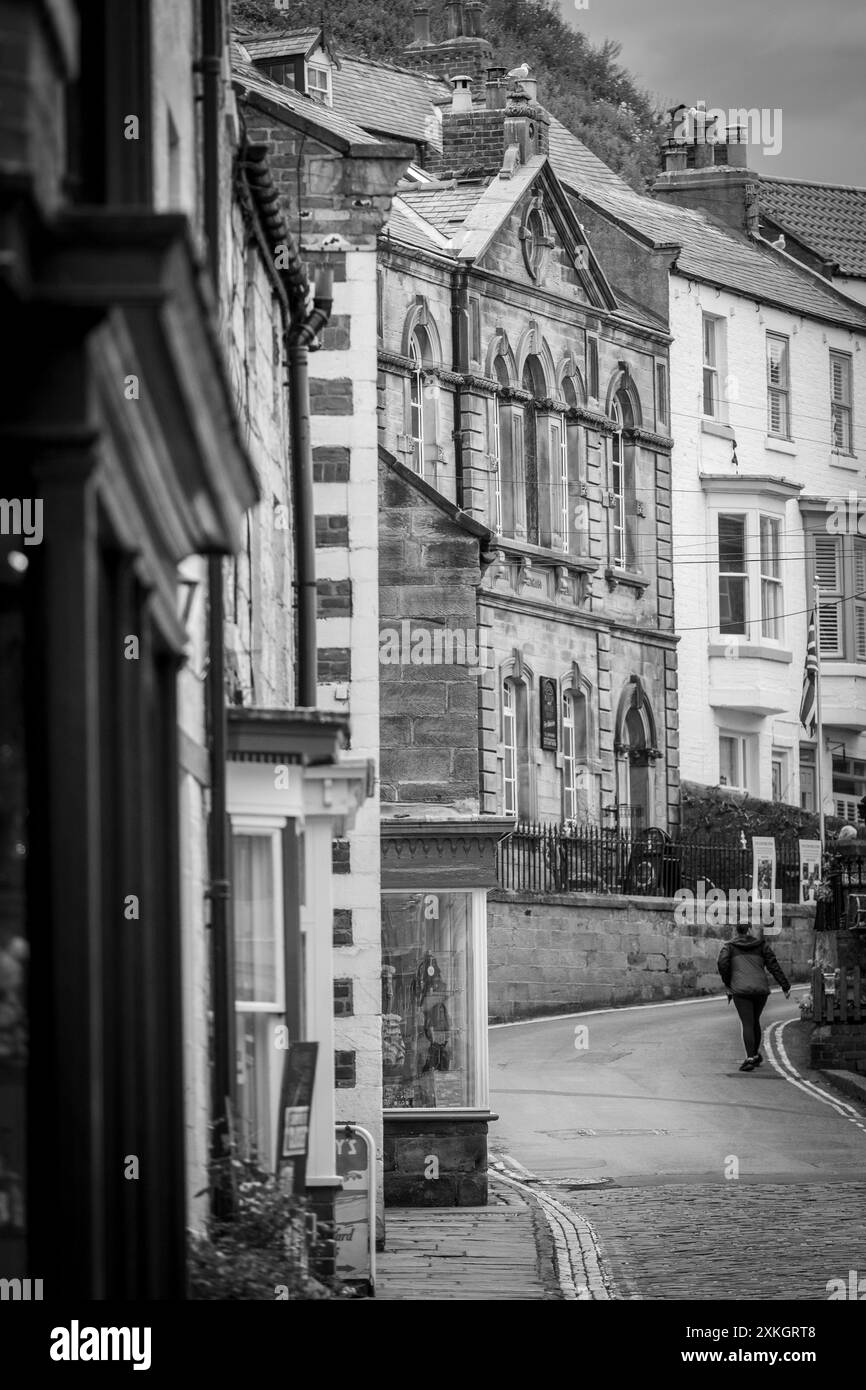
680,780,861,844
188,1154,343,1300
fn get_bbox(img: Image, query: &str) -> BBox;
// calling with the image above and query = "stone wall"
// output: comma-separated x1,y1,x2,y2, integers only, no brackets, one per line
488,891,815,1021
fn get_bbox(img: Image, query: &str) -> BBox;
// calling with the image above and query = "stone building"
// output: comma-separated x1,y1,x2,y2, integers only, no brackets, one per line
575,116,866,817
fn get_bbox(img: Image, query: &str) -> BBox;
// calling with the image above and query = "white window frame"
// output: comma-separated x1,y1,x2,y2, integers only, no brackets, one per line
718,731,752,791
702,313,723,419
855,539,866,661
717,512,748,637
231,821,286,1015
759,514,783,641
766,332,791,439
770,747,790,804
306,62,332,105
488,393,503,534
830,350,853,454
655,359,669,429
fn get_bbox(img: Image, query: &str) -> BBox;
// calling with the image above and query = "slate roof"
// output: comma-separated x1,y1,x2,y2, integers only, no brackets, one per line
399,181,489,235
575,181,866,331
383,203,450,253
331,56,450,146
240,31,323,61
547,116,633,195
232,55,390,152
758,178,866,278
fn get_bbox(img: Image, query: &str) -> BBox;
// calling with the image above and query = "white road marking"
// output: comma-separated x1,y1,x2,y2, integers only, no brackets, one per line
764,1019,866,1136
489,988,806,1030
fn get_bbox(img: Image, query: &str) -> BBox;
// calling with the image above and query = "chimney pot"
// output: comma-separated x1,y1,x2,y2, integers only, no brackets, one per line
465,0,483,37
445,0,464,38
412,5,431,45
451,74,473,113
663,139,688,173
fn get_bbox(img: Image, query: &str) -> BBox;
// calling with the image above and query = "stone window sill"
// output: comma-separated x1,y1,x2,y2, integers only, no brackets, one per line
605,566,649,592
701,418,735,440
708,641,793,664
829,451,859,471
765,435,797,456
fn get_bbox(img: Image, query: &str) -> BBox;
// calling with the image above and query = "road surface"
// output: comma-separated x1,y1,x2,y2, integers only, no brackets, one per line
489,990,866,1299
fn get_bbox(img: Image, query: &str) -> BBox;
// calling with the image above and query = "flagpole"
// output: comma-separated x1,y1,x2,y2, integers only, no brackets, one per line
813,578,826,848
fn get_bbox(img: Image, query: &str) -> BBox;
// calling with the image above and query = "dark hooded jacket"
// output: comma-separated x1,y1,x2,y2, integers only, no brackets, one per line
717,934,790,997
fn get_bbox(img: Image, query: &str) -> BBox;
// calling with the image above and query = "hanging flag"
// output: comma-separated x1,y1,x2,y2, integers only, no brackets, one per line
800,609,818,735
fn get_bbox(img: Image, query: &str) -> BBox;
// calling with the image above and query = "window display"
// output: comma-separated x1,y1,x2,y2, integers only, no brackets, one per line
381,891,475,1109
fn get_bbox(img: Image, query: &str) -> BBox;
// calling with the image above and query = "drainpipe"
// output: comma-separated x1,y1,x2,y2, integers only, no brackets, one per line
199,0,234,1209
288,270,333,708
451,265,469,508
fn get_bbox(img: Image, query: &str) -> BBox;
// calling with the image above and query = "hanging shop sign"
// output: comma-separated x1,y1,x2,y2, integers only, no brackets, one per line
539,676,558,752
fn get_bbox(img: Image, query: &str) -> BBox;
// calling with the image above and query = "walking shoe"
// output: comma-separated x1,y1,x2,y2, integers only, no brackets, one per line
751,1054,763,1067
739,1059,756,1071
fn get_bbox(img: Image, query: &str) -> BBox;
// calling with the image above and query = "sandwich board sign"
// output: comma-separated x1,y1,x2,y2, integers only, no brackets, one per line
334,1124,375,1294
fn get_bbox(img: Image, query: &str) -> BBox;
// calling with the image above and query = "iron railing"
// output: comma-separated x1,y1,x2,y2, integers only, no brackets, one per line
496,821,825,899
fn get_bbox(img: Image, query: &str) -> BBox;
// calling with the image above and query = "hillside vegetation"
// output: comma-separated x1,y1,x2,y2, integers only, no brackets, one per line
233,0,665,190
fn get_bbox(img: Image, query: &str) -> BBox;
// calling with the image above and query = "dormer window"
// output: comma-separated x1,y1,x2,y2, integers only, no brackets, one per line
247,30,335,107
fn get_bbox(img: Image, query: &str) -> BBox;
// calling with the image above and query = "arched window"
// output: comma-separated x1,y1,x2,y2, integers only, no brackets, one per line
407,326,438,479
502,676,531,819
489,355,526,539
562,684,590,822
610,398,626,568
561,378,585,553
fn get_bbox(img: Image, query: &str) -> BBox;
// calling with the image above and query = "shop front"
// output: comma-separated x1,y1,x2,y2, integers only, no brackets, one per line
380,818,513,1206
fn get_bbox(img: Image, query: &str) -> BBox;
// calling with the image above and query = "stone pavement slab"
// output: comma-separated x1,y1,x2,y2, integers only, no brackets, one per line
375,1189,560,1300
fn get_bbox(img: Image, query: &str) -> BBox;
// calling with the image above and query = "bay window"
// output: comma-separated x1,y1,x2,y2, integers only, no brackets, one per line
759,516,782,639
718,514,748,635
716,511,786,644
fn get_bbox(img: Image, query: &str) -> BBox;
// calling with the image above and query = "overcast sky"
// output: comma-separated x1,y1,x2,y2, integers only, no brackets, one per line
559,0,866,184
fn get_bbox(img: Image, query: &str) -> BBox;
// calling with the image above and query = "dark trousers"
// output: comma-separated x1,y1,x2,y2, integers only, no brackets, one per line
733,993,769,1057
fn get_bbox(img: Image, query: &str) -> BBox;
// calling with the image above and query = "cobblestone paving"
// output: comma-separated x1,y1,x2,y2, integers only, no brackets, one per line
564,1181,866,1300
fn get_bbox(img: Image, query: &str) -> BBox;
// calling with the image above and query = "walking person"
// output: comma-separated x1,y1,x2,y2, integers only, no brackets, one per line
717,924,791,1071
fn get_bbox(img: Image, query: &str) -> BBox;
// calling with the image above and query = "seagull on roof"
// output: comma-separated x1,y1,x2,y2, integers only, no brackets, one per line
508,63,531,79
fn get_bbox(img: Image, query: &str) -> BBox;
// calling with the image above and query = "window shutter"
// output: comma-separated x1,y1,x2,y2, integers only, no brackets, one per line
815,534,842,656
768,391,783,435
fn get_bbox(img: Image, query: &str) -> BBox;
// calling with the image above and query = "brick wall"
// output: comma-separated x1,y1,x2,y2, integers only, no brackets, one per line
488,892,815,1020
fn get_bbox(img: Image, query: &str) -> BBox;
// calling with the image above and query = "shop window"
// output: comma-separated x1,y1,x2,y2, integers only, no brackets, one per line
381,892,476,1109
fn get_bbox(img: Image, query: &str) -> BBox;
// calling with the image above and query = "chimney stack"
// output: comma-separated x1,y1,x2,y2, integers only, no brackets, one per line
654,98,756,235
445,0,463,38
402,0,493,100
410,5,431,47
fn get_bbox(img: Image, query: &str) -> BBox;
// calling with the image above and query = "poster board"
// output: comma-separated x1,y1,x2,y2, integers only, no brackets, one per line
798,839,822,904
275,1041,318,1173
751,836,780,934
